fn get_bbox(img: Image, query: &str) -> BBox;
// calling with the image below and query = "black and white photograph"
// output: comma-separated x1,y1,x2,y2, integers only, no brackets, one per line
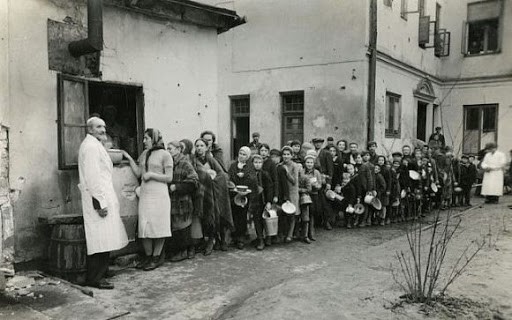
0,0,511,319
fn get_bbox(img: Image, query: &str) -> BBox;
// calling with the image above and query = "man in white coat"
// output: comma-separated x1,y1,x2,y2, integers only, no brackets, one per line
481,142,507,204
78,117,128,289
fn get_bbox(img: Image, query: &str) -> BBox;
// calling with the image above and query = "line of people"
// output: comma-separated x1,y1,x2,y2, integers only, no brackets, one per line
79,117,503,289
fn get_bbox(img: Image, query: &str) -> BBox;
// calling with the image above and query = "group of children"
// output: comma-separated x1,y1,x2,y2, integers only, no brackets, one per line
233,136,478,250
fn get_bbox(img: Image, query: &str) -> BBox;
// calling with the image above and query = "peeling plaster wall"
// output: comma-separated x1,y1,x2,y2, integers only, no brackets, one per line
216,0,369,158
8,0,219,262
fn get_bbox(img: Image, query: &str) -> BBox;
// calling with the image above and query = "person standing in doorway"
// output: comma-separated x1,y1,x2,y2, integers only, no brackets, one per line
428,126,446,150
78,117,128,289
248,132,262,153
123,129,174,271
480,142,507,204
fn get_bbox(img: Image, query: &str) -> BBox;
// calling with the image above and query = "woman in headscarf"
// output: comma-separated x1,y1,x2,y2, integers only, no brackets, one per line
180,139,194,160
123,128,173,271
190,138,233,255
228,146,258,249
166,141,199,261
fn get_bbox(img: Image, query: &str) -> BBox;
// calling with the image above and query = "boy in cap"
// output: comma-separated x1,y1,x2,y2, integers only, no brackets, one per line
248,132,262,152
368,141,379,165
249,154,274,250
458,155,477,206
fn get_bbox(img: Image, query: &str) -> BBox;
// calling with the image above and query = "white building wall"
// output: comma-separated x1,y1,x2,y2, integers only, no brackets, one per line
377,0,446,77
8,0,219,261
215,0,370,158
440,81,512,154
440,0,512,79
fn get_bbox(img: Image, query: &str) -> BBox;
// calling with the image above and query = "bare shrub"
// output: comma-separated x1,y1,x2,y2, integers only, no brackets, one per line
392,209,485,303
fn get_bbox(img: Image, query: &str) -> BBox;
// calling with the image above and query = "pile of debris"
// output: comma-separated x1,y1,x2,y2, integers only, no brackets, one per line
2,272,55,299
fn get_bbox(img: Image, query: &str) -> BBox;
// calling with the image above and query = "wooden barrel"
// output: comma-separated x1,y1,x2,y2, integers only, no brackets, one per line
48,223,87,284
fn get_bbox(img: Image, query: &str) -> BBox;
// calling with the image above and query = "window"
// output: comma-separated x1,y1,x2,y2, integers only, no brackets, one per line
230,95,250,159
385,92,401,138
57,74,144,170
463,104,498,154
281,91,304,146
401,0,408,20
463,0,502,55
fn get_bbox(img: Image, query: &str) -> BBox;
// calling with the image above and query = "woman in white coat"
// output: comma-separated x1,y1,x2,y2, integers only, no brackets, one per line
481,142,507,204
123,128,174,270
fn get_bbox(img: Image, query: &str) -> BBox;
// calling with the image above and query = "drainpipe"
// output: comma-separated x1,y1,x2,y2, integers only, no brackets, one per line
68,0,103,57
366,0,377,143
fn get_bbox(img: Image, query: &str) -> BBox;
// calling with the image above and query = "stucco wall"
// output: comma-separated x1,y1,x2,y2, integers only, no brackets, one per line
439,81,512,154
440,0,512,79
377,0,446,77
8,0,219,262
215,0,369,158
375,61,443,155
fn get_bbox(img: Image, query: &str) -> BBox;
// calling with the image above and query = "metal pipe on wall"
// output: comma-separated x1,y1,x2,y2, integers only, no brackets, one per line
367,0,377,144
68,0,103,57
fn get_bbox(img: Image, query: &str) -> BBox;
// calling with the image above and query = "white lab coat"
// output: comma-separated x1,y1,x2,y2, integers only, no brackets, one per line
480,150,507,196
78,134,128,255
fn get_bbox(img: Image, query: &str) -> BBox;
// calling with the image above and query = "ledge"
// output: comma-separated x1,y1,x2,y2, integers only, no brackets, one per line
106,0,245,33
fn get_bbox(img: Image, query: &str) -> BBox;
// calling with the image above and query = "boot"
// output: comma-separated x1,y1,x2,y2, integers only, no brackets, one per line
308,218,316,241
143,256,160,271
256,238,264,250
204,238,214,256
264,237,272,246
135,255,151,269
187,246,196,259
301,222,311,244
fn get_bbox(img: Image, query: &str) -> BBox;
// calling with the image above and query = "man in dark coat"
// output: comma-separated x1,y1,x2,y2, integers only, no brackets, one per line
428,126,446,149
313,137,335,230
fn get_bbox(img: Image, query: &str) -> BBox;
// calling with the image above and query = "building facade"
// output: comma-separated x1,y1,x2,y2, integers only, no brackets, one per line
209,0,511,160
0,0,242,264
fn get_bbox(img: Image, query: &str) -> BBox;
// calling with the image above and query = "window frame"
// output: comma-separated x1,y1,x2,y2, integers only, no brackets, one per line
280,91,304,146
462,104,499,154
385,92,402,139
229,94,250,159
57,74,145,170
462,0,503,56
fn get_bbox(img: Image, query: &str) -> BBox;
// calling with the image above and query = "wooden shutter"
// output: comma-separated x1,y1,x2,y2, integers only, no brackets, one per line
418,16,430,45
57,74,89,170
461,21,468,54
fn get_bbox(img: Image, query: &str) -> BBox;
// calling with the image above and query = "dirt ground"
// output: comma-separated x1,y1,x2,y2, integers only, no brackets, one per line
2,196,511,320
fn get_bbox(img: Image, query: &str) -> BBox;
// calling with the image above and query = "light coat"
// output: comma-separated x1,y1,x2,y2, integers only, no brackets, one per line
481,150,507,196
78,134,129,255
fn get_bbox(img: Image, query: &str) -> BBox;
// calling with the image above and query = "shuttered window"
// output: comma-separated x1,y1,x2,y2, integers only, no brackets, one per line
57,75,89,170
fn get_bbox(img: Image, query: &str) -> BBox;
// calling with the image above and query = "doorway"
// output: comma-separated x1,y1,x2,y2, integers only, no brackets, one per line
417,101,428,142
230,96,250,159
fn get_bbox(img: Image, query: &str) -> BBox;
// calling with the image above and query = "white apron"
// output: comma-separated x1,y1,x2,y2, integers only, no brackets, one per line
481,150,507,196
78,134,129,255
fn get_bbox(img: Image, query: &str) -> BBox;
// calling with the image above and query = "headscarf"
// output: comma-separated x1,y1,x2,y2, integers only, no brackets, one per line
237,146,252,169
145,128,165,172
